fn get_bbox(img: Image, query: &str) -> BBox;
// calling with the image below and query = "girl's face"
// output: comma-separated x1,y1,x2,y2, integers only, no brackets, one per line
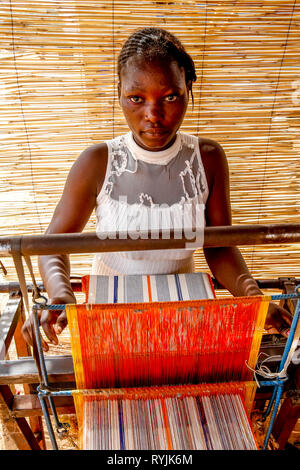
119,57,190,151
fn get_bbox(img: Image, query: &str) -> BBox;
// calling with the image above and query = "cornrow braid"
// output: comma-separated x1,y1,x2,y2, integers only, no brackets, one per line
117,27,197,93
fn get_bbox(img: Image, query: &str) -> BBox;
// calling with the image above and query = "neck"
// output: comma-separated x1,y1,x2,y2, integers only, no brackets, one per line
132,134,177,152
126,132,182,165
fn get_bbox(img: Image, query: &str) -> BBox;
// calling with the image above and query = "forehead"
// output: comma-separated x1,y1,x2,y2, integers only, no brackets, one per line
120,56,186,92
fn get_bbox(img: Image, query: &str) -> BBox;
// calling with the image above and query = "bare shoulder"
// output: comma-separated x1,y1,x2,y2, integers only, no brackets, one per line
197,136,228,190
70,142,108,195
75,142,108,171
46,143,108,234
198,136,226,161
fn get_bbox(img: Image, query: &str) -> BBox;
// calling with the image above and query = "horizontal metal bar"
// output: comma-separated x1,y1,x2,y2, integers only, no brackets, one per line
10,387,276,419
214,277,300,291
2,278,300,294
32,292,300,315
39,389,73,397
0,223,300,256
272,293,300,300
258,380,280,387
0,280,82,294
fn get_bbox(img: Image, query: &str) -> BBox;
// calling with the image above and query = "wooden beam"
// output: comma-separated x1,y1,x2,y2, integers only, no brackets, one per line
13,304,47,449
1,224,300,257
280,278,299,315
12,394,75,418
272,367,300,449
0,294,22,360
0,355,74,385
0,385,41,450
13,301,31,358
0,293,44,449
272,395,300,450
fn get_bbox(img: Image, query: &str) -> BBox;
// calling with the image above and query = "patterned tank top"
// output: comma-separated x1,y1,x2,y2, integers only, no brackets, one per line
92,132,209,275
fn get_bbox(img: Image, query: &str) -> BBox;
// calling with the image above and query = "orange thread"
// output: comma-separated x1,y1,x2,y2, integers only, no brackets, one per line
147,275,152,302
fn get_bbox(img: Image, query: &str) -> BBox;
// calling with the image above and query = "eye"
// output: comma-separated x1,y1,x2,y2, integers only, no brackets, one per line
164,94,179,102
129,96,143,104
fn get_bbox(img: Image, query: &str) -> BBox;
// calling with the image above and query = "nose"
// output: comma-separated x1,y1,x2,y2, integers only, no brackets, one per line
144,102,163,123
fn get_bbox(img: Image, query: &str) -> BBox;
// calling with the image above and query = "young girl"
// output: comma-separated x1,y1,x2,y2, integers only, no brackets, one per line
22,27,291,351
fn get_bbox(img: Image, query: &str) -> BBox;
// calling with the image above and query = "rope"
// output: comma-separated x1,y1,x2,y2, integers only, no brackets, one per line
247,353,289,388
33,303,66,311
246,289,300,387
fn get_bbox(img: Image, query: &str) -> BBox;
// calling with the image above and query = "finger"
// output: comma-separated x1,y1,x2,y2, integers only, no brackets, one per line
264,324,290,338
276,307,292,337
29,314,51,352
22,321,33,347
265,315,290,338
275,315,291,337
277,326,290,338
53,311,68,335
40,310,59,345
277,307,292,326
40,335,50,352
21,318,49,352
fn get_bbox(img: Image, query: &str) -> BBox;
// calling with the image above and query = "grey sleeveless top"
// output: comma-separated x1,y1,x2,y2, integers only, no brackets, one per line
92,132,209,275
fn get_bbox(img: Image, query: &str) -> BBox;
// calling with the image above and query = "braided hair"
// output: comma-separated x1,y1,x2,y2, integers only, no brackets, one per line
118,27,197,97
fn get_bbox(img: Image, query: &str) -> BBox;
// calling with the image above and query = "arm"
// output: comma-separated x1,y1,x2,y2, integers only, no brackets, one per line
22,144,108,350
201,139,292,336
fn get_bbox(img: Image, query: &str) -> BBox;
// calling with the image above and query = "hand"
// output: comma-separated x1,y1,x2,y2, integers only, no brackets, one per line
264,302,292,338
22,294,76,352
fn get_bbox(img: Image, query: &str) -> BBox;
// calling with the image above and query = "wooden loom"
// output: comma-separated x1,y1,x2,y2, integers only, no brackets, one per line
1,0,300,451
34,271,300,451
0,229,300,450
66,273,269,450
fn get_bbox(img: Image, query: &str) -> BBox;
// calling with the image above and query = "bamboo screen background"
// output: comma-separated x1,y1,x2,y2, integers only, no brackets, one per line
0,0,299,284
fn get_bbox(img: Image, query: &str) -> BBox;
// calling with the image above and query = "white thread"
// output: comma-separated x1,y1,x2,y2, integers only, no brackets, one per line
245,353,284,388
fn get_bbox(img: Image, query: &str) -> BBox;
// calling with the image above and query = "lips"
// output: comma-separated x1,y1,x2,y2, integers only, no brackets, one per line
143,128,167,136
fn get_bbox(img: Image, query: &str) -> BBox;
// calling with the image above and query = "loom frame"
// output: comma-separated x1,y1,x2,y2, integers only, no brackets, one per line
0,278,299,450
30,290,300,451
0,227,300,450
